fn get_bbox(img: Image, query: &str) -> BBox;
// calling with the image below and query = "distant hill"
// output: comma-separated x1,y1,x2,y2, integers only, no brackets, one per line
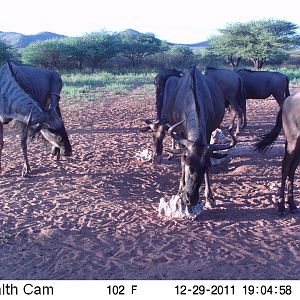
182,41,208,48
0,29,207,49
120,29,208,48
0,31,66,48
120,29,143,36
169,41,208,48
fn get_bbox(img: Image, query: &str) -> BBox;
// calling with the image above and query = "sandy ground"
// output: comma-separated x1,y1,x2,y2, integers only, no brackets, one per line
0,86,299,280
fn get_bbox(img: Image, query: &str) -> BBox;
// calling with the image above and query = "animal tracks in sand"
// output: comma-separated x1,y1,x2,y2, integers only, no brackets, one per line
0,93,299,279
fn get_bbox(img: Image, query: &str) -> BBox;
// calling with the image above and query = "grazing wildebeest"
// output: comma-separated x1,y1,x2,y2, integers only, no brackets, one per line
205,67,245,134
141,69,183,162
255,92,300,216
143,66,236,209
8,61,68,156
237,69,290,128
0,62,72,176
154,69,183,122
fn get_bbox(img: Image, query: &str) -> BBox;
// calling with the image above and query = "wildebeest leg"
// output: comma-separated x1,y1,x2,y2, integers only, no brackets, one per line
273,93,285,108
51,146,61,160
228,107,236,132
167,138,177,160
20,127,31,177
241,99,247,129
178,156,185,194
50,94,62,116
50,94,62,158
229,104,243,135
204,171,215,208
286,143,300,213
278,142,294,216
0,123,3,173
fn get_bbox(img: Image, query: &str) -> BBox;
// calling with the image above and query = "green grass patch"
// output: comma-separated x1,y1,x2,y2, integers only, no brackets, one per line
265,66,300,85
61,71,155,100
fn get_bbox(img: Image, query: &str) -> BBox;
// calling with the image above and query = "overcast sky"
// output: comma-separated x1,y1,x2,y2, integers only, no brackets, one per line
1,0,300,43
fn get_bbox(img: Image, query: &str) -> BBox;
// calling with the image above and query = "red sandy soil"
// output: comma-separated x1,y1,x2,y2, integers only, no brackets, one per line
0,87,299,280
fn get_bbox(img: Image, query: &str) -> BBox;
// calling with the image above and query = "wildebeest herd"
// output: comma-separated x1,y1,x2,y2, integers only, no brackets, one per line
0,61,298,217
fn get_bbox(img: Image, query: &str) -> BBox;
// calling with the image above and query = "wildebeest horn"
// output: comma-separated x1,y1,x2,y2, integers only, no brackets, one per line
25,110,42,135
26,109,33,128
140,119,169,132
208,129,237,151
28,114,48,127
168,120,194,150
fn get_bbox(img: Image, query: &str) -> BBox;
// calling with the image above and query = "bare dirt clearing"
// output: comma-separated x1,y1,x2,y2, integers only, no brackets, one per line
0,87,299,279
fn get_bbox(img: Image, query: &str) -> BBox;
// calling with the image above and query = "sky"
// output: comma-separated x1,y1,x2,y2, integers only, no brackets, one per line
1,0,300,44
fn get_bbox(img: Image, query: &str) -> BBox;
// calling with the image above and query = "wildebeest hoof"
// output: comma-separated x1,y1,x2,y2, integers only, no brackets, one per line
22,172,31,178
206,200,216,209
22,166,31,177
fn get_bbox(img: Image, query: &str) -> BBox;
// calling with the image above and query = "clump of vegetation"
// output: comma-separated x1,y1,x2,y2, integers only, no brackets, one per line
208,19,300,70
265,66,300,85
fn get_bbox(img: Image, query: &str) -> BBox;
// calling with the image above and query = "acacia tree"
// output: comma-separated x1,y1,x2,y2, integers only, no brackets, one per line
117,32,166,67
208,19,300,69
62,37,89,70
0,39,20,65
83,32,119,72
22,40,67,68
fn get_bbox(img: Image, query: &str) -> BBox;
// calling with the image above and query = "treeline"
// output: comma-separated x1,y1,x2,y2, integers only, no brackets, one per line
0,31,200,71
1,19,300,71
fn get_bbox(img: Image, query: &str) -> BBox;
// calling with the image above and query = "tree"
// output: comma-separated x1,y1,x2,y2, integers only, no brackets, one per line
62,37,89,70
22,40,67,68
117,32,166,67
82,32,119,72
208,19,300,69
0,39,20,65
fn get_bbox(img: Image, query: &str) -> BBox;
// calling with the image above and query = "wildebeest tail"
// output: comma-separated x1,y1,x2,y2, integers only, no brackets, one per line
255,109,282,152
238,76,247,124
285,76,290,98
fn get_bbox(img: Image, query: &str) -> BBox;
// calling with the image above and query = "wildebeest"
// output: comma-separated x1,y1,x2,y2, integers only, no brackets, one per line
141,69,183,161
237,69,290,128
8,61,72,158
0,62,72,176
205,67,245,134
255,92,300,216
154,69,183,122
143,66,236,209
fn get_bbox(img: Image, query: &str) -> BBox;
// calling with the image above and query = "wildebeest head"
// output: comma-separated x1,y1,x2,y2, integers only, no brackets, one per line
169,120,236,206
29,109,72,157
140,119,169,162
